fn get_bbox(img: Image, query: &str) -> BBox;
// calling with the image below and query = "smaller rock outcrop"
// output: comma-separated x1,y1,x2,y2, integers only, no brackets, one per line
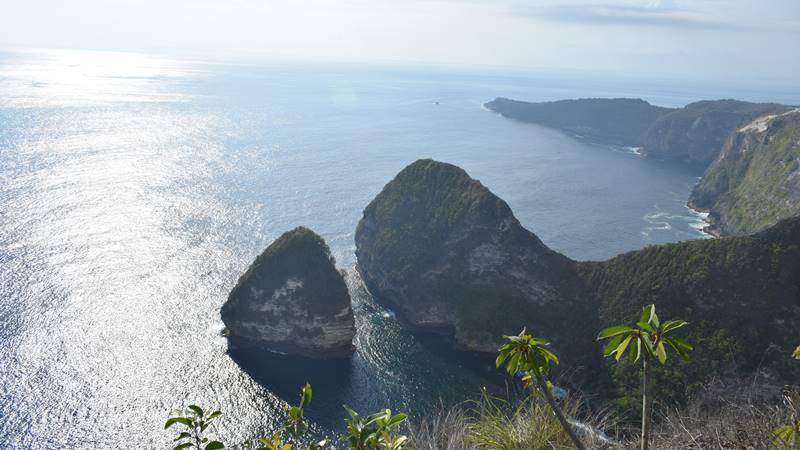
221,227,355,359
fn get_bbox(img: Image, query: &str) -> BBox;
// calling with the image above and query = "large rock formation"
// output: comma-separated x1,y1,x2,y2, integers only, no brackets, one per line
355,159,597,355
356,159,800,403
222,227,355,359
690,109,800,236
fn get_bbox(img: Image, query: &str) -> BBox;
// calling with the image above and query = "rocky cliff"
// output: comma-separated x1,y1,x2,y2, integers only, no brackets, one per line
642,100,790,168
578,214,800,401
356,159,800,403
221,227,355,358
689,109,800,236
355,159,598,364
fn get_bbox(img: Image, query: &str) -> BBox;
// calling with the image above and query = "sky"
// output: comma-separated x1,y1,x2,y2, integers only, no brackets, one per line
1,0,799,86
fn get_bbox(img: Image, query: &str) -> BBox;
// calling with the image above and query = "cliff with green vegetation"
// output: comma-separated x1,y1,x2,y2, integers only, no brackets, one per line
356,159,800,405
643,100,790,168
689,109,800,236
485,97,672,146
578,215,800,404
221,226,355,358
355,159,600,367
486,97,792,169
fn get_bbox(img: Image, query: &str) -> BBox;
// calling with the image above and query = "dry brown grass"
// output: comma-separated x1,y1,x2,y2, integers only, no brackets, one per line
407,378,799,450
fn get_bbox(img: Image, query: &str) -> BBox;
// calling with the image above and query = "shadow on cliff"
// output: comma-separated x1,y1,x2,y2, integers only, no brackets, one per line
227,346,354,424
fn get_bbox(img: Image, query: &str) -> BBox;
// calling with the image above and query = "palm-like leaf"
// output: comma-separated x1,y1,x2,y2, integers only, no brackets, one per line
598,304,692,366
496,328,559,376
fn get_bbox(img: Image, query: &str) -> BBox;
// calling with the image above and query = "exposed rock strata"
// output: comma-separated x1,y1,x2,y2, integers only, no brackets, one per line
355,159,597,354
222,227,355,358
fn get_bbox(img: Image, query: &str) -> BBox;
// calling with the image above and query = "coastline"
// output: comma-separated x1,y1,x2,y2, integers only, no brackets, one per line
686,201,721,238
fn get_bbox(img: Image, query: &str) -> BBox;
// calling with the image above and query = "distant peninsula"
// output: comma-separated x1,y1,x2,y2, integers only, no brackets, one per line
485,97,791,170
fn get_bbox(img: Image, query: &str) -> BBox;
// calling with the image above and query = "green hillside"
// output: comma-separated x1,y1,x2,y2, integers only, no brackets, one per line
690,110,800,235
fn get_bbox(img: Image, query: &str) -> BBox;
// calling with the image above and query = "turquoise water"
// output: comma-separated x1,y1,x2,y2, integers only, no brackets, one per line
2,49,792,448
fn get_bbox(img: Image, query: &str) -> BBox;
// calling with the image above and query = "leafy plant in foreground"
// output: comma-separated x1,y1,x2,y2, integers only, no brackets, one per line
254,383,331,450
342,406,410,450
496,328,586,450
165,405,224,450
597,304,692,450
774,420,800,449
773,345,800,448
166,382,411,450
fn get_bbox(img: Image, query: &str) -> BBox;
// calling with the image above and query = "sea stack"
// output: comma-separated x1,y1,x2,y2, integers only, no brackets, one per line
221,227,355,358
354,159,594,352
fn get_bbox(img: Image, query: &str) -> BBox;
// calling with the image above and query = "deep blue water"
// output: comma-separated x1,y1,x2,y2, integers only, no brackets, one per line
2,49,795,448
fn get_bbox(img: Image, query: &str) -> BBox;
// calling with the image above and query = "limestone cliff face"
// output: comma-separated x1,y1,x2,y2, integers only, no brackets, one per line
689,109,800,236
221,227,355,358
355,159,596,354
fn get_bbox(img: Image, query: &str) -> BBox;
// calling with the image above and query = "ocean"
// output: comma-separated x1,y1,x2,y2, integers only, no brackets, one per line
1,49,795,447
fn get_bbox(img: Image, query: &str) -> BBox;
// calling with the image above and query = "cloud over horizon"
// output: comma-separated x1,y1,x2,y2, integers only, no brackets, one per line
522,3,746,30
0,0,798,87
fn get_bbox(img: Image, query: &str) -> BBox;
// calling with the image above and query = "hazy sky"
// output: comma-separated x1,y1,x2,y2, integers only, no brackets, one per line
2,0,799,85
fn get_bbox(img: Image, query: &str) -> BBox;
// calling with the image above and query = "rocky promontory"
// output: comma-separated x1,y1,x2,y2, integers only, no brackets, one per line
486,97,790,170
221,227,355,359
354,159,597,355
355,159,800,401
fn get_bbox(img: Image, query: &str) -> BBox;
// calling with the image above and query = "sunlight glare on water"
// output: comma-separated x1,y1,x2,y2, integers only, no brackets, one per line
0,48,725,448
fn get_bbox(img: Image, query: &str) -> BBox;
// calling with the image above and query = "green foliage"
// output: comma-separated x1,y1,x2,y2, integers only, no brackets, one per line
222,226,350,321
598,304,692,450
579,218,800,407
252,383,332,450
496,328,586,450
342,406,410,450
496,328,559,379
690,111,800,235
643,100,789,168
467,389,591,450
772,347,800,448
166,383,411,450
598,304,692,365
165,405,224,450
773,421,800,449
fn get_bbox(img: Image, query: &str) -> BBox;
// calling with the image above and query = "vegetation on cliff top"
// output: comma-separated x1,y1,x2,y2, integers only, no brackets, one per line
170,326,799,449
690,111,800,235
642,100,789,168
222,226,349,320
578,214,800,408
355,159,599,368
356,158,515,282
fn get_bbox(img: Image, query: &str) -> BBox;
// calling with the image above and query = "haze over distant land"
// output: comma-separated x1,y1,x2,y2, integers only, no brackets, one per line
1,0,799,88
